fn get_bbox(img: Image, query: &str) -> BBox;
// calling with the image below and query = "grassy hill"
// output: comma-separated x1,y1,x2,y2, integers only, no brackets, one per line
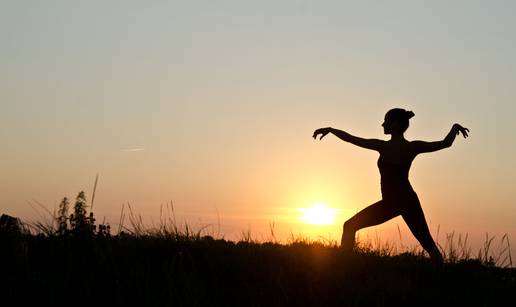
2,232,515,307
2,192,514,307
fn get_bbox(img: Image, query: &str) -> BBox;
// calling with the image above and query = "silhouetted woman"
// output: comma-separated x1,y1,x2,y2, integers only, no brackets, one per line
313,108,469,261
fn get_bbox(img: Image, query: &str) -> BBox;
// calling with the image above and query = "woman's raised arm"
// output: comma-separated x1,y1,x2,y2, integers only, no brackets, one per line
411,124,469,154
313,127,385,152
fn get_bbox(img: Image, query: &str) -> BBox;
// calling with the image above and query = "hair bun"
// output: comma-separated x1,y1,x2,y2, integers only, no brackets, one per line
406,110,415,119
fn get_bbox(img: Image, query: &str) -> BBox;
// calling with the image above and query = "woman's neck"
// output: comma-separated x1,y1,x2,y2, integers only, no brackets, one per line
390,133,406,142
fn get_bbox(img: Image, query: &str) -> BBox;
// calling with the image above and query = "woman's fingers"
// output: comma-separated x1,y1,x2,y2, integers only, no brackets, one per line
461,128,469,138
312,129,320,139
313,128,330,140
455,125,470,138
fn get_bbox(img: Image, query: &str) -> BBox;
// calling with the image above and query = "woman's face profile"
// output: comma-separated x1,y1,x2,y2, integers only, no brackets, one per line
382,117,392,134
382,116,400,135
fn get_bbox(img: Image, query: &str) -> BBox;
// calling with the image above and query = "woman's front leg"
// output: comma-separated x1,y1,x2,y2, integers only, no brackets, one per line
341,200,399,251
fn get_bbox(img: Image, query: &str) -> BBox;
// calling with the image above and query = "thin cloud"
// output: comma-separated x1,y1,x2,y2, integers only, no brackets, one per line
121,148,145,152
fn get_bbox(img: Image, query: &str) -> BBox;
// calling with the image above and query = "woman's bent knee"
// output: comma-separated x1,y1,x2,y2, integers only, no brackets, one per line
343,219,355,233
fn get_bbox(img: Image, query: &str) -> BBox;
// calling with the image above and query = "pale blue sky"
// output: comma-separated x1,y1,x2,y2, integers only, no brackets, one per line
1,1,515,252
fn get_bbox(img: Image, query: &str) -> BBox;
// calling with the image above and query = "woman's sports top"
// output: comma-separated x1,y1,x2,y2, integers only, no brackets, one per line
377,155,416,200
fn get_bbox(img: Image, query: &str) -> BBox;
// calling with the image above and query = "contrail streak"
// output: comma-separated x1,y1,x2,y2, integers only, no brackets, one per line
121,148,145,152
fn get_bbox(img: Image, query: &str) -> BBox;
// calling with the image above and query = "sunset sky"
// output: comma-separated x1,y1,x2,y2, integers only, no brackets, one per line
1,1,515,252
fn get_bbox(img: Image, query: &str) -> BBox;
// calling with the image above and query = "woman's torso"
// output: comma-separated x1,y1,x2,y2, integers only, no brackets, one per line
377,140,417,200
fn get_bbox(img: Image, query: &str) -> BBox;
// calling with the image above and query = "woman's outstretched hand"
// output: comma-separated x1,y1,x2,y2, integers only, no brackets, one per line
453,124,470,138
313,127,332,140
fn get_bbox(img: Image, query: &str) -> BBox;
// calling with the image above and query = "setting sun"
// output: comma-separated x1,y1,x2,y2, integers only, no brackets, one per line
300,203,336,225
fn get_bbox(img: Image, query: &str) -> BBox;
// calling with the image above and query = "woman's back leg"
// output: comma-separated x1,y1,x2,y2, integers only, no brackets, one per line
401,201,443,262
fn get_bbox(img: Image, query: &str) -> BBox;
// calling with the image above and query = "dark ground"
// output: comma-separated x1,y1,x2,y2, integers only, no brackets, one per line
1,234,515,307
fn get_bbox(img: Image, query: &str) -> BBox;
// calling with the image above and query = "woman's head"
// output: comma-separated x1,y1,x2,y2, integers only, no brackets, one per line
382,108,415,134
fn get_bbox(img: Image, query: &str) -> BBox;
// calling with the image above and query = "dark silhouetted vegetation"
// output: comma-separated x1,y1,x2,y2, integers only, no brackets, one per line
1,193,515,307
